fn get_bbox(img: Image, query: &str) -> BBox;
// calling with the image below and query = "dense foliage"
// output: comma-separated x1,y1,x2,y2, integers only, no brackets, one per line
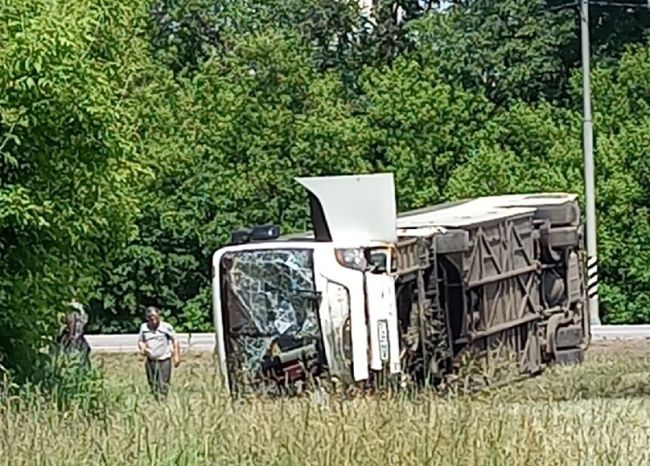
0,0,156,377
1,0,649,376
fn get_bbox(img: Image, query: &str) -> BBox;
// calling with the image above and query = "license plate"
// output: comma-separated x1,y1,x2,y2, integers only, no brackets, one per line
378,319,389,362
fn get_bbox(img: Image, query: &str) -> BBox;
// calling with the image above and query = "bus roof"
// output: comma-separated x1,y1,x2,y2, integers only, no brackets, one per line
277,192,578,241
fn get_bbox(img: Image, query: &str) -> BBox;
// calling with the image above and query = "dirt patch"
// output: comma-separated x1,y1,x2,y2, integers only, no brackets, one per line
587,339,650,354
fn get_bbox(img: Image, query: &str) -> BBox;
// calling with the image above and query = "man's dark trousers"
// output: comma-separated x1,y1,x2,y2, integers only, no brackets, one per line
145,357,172,397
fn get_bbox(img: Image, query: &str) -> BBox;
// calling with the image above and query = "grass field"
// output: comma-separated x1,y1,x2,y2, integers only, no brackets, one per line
2,341,650,465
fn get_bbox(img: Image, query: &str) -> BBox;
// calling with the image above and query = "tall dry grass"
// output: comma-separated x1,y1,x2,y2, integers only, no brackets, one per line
2,344,650,465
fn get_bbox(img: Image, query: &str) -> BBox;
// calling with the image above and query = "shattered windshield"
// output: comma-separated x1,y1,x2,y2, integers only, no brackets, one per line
220,248,321,391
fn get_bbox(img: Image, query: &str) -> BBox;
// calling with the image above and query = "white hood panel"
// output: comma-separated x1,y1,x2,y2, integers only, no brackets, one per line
296,173,397,244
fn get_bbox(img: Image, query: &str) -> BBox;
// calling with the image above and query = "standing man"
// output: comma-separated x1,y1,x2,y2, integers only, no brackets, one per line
137,306,181,397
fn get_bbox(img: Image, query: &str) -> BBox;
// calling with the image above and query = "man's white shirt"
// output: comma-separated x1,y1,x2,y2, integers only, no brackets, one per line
138,321,176,360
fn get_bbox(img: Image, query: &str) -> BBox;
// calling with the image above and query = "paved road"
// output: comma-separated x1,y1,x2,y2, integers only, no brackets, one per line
86,333,217,353
86,325,650,353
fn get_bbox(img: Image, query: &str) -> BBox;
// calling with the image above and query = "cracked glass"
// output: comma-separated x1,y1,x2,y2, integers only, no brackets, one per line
220,248,320,392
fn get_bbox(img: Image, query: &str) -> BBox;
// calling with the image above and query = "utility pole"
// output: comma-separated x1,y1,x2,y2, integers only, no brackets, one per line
579,0,601,325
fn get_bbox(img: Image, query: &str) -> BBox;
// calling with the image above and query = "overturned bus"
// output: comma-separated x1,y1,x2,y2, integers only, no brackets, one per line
211,173,590,395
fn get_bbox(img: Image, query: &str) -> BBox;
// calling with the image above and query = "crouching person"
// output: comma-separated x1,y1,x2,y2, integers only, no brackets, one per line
50,309,92,370
137,306,181,398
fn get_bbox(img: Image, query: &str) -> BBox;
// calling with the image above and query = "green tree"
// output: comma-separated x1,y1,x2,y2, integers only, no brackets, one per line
359,57,496,209
0,0,152,378
148,0,369,75
411,0,650,107
409,0,577,106
88,31,373,332
586,41,650,323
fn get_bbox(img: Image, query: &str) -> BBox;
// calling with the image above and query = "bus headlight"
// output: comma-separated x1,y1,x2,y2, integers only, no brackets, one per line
335,248,367,270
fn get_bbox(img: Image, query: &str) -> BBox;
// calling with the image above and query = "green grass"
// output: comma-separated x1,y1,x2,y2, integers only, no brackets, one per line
2,342,650,465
